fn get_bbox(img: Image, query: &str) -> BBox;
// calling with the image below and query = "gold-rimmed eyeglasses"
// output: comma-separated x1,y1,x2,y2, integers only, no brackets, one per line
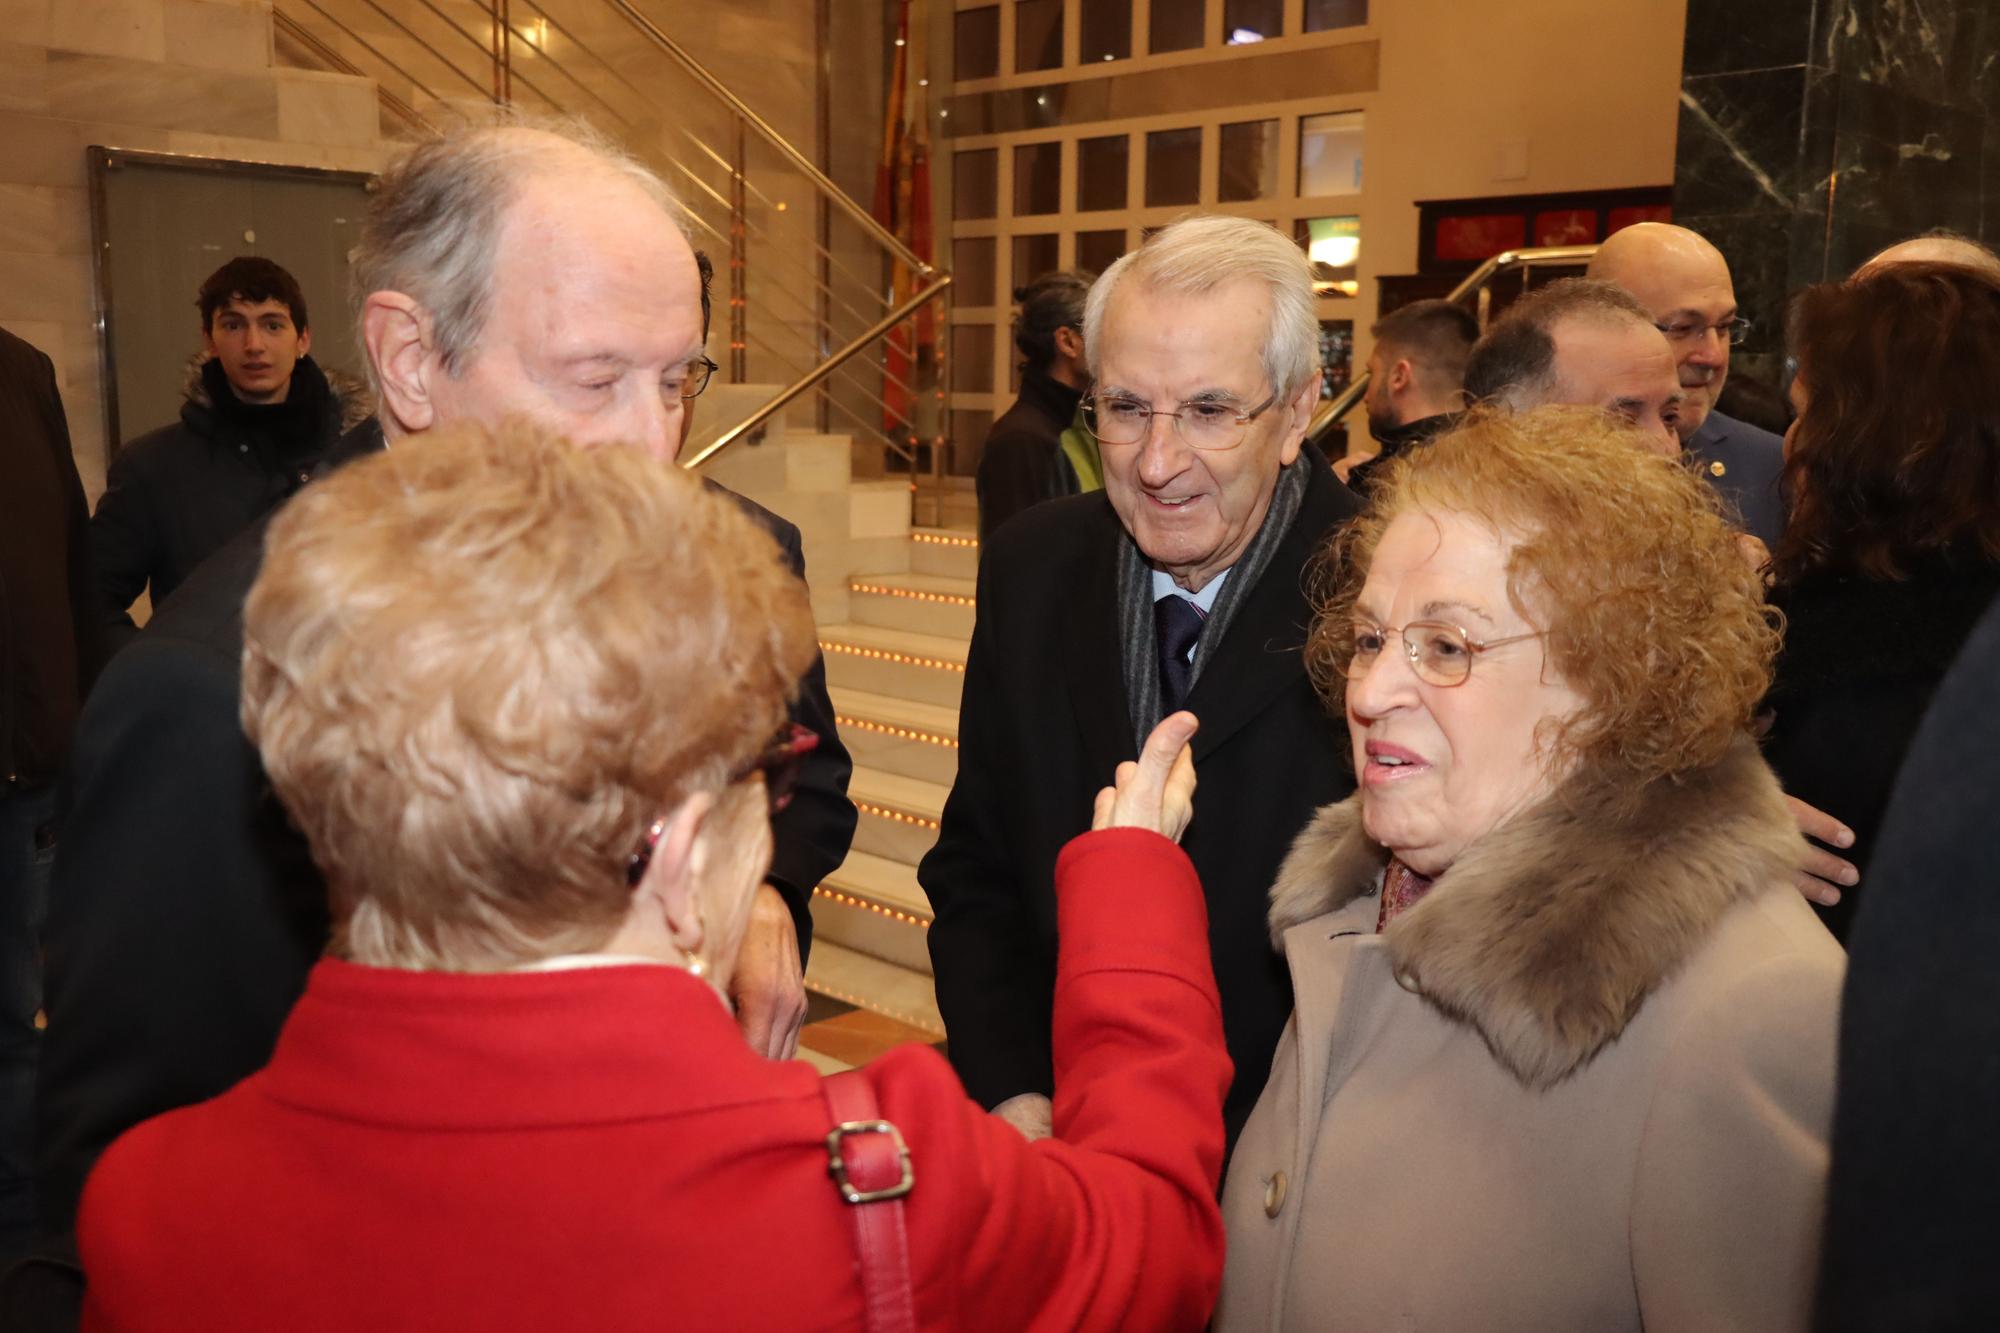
1081,388,1279,450
1341,619,1548,688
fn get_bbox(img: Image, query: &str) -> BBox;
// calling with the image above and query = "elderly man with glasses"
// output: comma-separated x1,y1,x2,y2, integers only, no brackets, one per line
1587,222,1787,546
37,124,856,1267
921,215,1363,1147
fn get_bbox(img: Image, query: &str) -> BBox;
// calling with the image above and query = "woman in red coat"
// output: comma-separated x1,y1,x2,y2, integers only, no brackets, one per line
77,421,1230,1332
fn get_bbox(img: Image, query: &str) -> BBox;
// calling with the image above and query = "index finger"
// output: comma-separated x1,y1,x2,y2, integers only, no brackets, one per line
1786,795,1855,849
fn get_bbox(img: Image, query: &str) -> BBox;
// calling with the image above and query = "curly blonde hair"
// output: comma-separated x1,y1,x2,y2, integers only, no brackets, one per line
241,419,816,971
1307,405,1778,794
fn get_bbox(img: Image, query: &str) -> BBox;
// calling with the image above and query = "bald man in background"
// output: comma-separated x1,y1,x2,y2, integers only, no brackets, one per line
1588,223,1786,545
1854,228,2000,278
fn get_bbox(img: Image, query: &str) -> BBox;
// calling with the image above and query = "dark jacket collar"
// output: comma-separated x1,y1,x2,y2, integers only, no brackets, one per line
1017,366,1084,426
1266,738,1803,1089
182,354,374,446
1368,410,1458,455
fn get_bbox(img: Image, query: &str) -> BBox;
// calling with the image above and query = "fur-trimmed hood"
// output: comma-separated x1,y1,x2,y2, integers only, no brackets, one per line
1268,738,1804,1090
181,352,374,433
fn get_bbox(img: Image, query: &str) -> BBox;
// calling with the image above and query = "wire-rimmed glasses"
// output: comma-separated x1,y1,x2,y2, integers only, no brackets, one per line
1080,388,1279,450
1341,619,1547,688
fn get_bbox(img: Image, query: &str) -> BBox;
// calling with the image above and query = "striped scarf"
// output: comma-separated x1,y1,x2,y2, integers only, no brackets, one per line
1118,450,1313,748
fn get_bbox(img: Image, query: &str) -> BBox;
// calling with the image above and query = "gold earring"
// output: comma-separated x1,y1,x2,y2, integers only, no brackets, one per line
687,951,708,979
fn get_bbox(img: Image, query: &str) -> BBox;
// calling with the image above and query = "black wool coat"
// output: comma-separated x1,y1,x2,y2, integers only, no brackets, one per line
1762,555,2000,941
973,368,1085,543
1816,593,2000,1330
921,446,1363,1144
37,422,856,1241
0,326,100,782
89,356,362,651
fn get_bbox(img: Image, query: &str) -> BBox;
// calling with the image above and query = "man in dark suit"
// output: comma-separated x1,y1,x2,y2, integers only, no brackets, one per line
38,124,857,1245
1587,223,1787,546
0,327,99,1261
922,216,1364,1143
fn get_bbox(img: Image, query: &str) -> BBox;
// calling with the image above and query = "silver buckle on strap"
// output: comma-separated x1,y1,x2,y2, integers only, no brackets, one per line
826,1119,915,1203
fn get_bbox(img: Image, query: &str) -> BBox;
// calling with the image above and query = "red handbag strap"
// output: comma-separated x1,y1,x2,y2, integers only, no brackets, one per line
822,1069,917,1333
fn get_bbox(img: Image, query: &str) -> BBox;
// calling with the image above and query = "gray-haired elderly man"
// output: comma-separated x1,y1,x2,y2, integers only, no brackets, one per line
921,216,1364,1145
38,125,856,1253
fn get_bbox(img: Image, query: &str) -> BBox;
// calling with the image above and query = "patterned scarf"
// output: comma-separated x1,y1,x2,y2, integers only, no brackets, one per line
1376,857,1436,931
1118,450,1313,747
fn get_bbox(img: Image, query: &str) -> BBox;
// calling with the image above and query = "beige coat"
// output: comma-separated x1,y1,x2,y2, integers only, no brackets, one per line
1216,740,1844,1333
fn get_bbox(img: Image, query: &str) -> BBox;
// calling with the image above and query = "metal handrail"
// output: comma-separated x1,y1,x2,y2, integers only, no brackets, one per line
683,274,952,469
1307,244,1600,446
599,0,934,278
271,9,438,136
276,0,951,479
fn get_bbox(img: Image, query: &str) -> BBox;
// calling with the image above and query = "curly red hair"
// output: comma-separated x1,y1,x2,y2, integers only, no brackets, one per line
1308,406,1778,795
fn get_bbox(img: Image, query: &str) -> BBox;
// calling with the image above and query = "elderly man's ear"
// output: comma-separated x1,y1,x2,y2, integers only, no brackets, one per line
362,291,440,436
1282,368,1324,462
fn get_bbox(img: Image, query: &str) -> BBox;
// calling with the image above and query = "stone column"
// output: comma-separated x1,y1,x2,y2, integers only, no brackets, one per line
1674,0,2000,383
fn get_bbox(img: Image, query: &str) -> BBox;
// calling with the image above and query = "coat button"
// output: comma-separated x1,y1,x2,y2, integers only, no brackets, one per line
1263,1172,1288,1218
1708,460,1727,477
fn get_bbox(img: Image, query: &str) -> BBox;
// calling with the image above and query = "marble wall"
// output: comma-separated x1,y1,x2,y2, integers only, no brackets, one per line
1675,0,2000,383
0,0,387,498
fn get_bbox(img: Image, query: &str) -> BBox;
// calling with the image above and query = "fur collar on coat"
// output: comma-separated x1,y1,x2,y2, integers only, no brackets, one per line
1268,738,1804,1090
180,352,374,433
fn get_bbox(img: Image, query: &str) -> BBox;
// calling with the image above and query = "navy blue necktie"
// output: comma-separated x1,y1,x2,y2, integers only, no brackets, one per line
1155,594,1206,713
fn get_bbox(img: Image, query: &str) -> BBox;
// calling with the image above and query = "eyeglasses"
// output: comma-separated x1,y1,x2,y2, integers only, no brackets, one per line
1654,316,1752,348
1081,388,1279,450
625,722,819,886
679,356,719,400
1341,619,1547,689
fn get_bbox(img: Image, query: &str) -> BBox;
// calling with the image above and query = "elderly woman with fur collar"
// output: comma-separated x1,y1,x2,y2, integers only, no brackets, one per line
1215,406,1844,1333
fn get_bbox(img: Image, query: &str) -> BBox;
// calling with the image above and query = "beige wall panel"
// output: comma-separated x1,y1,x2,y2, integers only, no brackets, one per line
0,0,53,50
164,0,273,73
1364,0,1687,281
46,51,281,138
0,39,50,114
50,0,166,62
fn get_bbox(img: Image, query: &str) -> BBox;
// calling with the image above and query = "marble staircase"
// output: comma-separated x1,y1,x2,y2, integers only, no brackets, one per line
690,402,979,1061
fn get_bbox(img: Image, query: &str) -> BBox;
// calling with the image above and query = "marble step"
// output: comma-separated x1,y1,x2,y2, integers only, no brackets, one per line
804,938,943,1039
829,686,960,787
819,623,969,711
846,571,977,640
811,848,934,974
848,765,948,865
910,526,980,579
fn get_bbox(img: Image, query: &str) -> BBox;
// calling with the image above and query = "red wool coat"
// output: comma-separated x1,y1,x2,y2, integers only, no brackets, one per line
78,829,1231,1332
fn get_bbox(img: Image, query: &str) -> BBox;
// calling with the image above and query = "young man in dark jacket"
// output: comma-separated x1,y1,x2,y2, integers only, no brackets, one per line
88,257,364,649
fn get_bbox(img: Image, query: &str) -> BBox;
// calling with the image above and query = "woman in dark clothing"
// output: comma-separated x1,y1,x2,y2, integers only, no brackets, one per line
1763,261,2000,941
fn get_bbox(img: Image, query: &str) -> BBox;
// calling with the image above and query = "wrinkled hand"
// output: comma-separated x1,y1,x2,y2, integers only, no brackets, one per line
1091,712,1199,842
992,1092,1054,1142
1787,795,1858,906
730,883,807,1059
